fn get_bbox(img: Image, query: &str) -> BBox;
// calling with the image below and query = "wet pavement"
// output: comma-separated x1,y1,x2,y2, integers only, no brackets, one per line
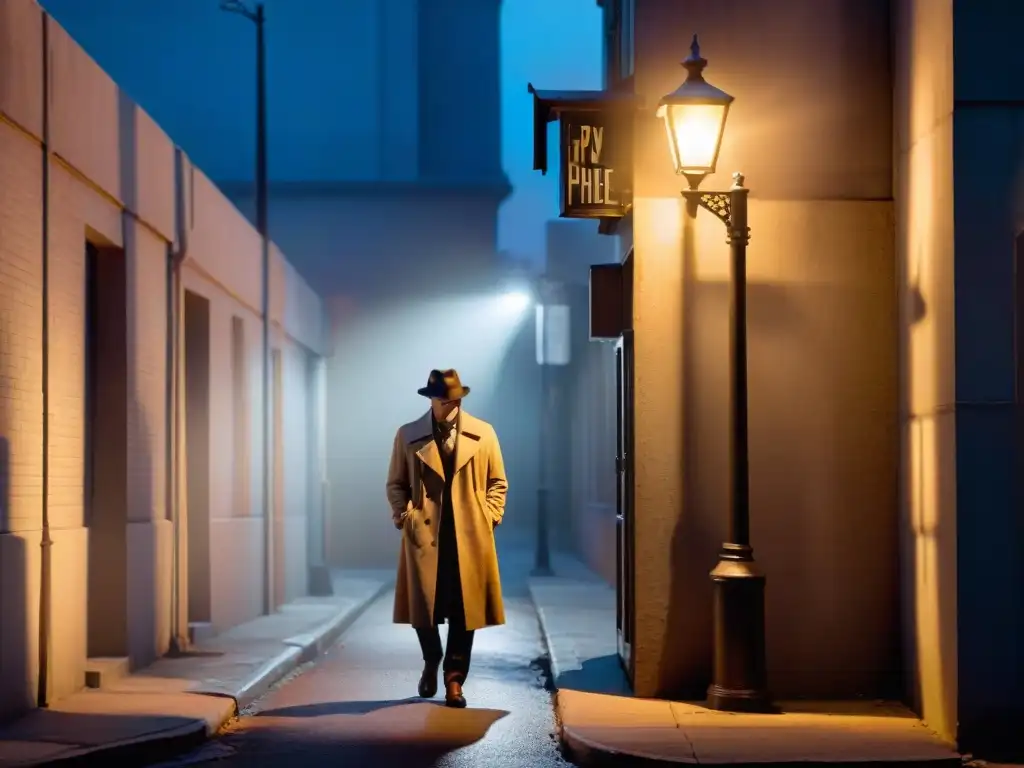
163,544,573,767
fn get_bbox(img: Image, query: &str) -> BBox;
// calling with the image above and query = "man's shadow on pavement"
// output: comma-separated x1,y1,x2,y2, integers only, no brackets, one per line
257,697,470,718
252,698,509,758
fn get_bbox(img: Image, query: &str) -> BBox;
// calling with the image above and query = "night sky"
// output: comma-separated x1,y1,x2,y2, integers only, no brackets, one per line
39,0,603,267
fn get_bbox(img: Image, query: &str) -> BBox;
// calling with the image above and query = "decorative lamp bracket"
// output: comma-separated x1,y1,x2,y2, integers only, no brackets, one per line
684,192,731,226
681,172,751,246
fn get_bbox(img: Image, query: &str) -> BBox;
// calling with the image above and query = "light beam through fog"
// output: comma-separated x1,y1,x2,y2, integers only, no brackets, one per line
497,290,533,315
326,289,536,569
341,292,531,414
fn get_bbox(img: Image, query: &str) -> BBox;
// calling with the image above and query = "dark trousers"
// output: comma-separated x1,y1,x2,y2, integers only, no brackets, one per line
419,538,475,684
420,456,476,684
416,613,475,684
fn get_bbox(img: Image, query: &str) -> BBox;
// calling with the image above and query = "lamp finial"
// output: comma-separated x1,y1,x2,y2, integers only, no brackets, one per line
683,34,708,82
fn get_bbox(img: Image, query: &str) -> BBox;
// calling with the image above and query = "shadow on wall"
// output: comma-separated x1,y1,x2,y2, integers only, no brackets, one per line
662,265,901,700
897,245,947,723
126,397,162,669
325,282,539,570
0,436,34,722
895,188,958,744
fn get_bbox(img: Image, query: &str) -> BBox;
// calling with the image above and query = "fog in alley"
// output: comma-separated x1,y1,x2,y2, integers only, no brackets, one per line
5,0,1023,765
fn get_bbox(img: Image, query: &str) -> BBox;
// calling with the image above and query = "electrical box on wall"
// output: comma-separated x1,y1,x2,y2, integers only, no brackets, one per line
589,262,625,340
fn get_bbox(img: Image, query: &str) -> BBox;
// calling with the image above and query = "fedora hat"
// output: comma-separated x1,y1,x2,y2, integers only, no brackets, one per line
417,368,470,400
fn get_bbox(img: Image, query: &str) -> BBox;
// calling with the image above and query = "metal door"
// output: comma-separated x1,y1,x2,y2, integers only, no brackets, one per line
615,329,635,682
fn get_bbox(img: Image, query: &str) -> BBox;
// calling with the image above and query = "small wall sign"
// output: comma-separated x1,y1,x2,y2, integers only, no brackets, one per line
528,84,636,223
559,110,629,219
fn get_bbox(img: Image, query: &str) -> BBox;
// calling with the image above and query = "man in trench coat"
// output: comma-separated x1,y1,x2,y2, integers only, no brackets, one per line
386,368,508,708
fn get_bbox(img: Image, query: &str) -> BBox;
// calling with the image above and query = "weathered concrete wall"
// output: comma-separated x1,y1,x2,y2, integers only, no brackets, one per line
545,220,621,582
893,0,958,743
181,167,327,629
567,324,618,585
946,0,1024,751
0,2,176,714
629,0,899,700
0,0,325,722
893,0,1024,749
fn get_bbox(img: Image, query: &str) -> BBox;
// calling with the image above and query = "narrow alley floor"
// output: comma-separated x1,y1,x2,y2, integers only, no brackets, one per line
162,545,572,767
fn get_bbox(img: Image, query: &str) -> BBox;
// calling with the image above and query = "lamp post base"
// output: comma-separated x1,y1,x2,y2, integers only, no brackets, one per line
308,564,334,597
706,546,772,713
706,683,772,713
533,487,554,577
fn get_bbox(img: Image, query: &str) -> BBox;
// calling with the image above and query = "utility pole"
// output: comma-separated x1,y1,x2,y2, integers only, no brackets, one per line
533,275,570,576
221,0,273,614
534,355,553,576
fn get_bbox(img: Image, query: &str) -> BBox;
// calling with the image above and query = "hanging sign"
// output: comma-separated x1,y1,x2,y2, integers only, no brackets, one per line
528,85,636,221
559,109,630,219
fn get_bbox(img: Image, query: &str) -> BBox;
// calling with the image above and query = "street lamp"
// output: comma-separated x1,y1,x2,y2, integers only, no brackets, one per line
532,276,570,577
221,0,273,615
657,34,734,187
660,35,771,713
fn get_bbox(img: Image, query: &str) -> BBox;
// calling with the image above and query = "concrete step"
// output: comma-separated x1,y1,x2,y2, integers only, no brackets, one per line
188,622,217,645
85,656,130,689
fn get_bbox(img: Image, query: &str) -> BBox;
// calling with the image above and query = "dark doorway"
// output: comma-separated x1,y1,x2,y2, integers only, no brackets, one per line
305,352,331,595
1017,231,1024,405
184,290,211,625
306,351,319,571
85,240,129,660
615,328,635,684
231,316,250,517
1016,232,1024,524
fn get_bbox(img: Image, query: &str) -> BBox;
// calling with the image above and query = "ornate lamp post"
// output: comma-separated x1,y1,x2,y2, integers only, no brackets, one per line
658,35,771,713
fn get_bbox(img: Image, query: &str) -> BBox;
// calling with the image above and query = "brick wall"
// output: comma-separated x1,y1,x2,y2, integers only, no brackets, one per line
0,1,326,720
0,113,45,720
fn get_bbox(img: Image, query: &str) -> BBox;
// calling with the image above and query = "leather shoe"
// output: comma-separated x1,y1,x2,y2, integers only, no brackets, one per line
444,680,466,708
418,663,439,698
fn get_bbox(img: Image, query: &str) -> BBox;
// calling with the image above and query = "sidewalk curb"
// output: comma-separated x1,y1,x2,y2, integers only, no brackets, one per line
30,579,394,767
231,646,305,711
532,601,559,681
529,583,963,768
530,580,604,767
225,578,394,711
558,712,962,768
284,579,393,664
559,726,964,768
34,719,212,767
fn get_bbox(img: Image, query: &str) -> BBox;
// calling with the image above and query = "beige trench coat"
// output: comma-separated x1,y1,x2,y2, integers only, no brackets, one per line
386,410,508,631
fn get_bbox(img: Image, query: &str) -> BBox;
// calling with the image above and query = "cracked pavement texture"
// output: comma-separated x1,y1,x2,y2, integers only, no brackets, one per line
171,549,573,767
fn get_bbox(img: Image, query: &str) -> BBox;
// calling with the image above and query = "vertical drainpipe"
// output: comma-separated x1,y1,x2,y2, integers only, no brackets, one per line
166,148,188,653
255,4,273,616
317,354,330,573
37,10,52,708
